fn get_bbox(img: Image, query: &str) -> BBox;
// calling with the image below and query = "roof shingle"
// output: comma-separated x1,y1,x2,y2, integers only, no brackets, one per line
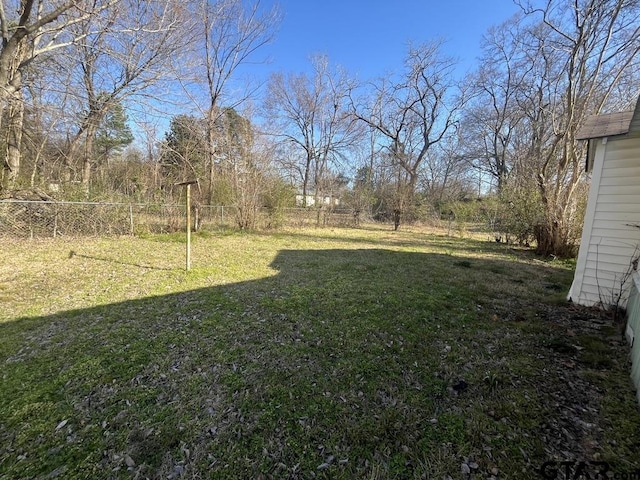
576,110,634,140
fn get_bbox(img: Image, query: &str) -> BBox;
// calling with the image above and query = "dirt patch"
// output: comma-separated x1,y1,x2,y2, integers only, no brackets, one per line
518,302,638,476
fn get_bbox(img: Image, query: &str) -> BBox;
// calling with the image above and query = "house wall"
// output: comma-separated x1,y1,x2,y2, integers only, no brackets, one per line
568,133,640,307
626,272,640,403
632,103,640,131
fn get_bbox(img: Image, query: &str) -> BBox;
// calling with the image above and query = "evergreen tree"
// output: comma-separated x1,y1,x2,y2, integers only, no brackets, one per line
94,102,134,161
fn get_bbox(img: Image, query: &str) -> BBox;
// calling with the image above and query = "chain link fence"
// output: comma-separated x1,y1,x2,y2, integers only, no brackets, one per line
0,200,360,239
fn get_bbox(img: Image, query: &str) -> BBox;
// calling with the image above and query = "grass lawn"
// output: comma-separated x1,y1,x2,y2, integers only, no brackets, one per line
1,226,639,479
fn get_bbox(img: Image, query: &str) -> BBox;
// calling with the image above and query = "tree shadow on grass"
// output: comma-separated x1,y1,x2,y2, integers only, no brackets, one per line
68,251,176,271
0,248,637,479
268,228,541,259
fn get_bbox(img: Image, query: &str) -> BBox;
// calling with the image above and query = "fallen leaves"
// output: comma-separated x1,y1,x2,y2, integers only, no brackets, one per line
2,230,640,479
55,419,68,431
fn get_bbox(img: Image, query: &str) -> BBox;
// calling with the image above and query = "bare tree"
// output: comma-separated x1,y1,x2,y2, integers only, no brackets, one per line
62,0,187,190
223,113,269,229
351,41,464,230
265,55,362,213
0,0,120,188
459,0,639,255
461,16,530,193
514,0,640,256
0,0,120,102
178,0,280,204
420,137,473,205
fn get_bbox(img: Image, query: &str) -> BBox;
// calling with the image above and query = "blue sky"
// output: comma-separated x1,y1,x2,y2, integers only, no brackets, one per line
254,0,522,81
138,1,524,137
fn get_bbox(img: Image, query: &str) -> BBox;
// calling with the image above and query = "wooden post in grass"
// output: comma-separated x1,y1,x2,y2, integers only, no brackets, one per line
175,179,199,271
129,204,134,235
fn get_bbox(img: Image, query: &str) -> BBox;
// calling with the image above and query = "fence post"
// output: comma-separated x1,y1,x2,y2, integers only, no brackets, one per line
129,204,134,235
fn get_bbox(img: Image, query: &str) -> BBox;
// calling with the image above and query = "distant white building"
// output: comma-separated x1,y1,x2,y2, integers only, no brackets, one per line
295,192,340,207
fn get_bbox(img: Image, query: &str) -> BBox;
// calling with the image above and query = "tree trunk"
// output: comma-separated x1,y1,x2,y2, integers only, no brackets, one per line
535,210,578,258
1,35,27,190
206,105,217,205
393,208,401,231
208,157,214,204
302,154,311,207
497,166,507,194
81,122,99,188
3,89,25,189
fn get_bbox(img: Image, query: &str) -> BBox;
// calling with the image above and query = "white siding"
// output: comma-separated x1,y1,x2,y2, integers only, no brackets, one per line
569,134,640,307
626,273,640,402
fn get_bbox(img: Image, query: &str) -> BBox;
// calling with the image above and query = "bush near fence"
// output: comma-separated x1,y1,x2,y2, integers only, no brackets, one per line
0,201,362,239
